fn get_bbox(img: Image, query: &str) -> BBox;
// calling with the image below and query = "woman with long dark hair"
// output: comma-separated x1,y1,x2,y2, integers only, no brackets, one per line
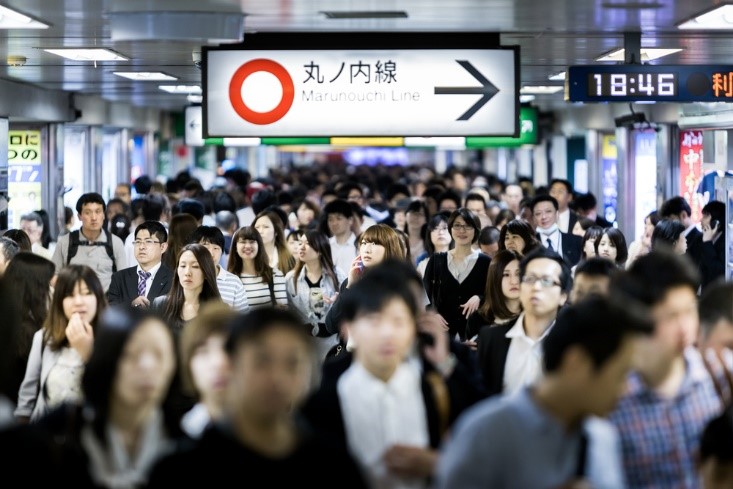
286,230,347,362
155,244,221,331
228,226,287,309
253,210,296,275
424,209,490,342
595,227,628,268
465,249,522,342
162,214,198,271
3,252,55,405
15,265,107,422
404,200,429,264
498,219,540,257
652,219,688,255
34,306,180,487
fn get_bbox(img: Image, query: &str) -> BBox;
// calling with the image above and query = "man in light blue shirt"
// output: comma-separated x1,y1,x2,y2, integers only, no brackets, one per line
435,295,652,489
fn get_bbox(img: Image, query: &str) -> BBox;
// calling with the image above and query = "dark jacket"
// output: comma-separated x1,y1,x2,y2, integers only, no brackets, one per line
476,320,518,397
107,263,173,306
148,421,367,488
699,235,726,291
686,228,704,266
537,232,583,268
423,252,491,341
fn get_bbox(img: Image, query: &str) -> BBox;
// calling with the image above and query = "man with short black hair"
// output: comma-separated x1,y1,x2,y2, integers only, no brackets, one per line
189,226,249,312
549,178,578,234
698,281,733,354
608,250,725,488
324,199,357,274
531,194,583,267
574,192,612,228
338,182,376,232
108,220,172,307
438,189,462,213
52,192,127,291
660,195,703,265
570,257,617,304
699,200,726,290
478,226,500,259
438,295,651,489
478,247,571,396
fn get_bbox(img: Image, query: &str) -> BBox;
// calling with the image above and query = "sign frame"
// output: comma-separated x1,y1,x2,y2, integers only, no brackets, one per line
203,32,519,138
567,64,733,103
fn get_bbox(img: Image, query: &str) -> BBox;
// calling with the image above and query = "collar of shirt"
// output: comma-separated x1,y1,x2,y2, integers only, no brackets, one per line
506,313,555,344
682,224,698,238
80,229,107,243
329,232,356,247
626,347,711,399
342,360,422,400
137,261,161,280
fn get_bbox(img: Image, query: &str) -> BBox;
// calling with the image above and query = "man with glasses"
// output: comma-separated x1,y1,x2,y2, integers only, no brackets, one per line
107,220,172,307
477,247,571,397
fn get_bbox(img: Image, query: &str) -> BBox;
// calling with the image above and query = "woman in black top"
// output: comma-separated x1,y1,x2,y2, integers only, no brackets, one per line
424,208,490,342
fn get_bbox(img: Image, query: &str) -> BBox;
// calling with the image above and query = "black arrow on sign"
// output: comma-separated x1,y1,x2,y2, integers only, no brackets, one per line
434,60,500,121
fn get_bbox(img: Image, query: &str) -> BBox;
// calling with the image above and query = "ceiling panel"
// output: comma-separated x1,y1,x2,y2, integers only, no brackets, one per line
0,0,728,112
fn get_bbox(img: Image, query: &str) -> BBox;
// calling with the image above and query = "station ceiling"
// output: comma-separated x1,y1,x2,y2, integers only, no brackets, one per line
0,0,728,112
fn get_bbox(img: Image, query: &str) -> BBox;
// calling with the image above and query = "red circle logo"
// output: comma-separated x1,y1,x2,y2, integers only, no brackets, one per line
228,59,294,125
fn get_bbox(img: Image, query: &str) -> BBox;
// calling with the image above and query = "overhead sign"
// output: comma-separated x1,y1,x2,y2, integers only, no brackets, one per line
184,105,204,147
465,106,537,147
205,48,518,137
567,64,733,103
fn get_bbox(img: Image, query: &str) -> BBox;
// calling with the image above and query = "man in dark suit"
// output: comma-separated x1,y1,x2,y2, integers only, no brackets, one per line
699,200,726,291
572,192,613,229
107,220,173,307
660,196,703,266
531,194,583,267
477,247,571,397
549,179,579,234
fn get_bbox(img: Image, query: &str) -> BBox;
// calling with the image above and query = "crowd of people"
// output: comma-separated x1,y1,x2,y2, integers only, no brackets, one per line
0,162,730,488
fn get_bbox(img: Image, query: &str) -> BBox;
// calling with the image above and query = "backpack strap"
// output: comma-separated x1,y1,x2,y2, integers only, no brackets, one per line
66,229,117,273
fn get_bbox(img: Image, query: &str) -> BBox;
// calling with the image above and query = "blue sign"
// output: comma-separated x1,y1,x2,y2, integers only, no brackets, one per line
7,165,41,183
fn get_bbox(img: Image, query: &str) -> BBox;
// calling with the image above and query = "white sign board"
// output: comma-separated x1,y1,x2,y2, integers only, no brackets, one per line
184,105,204,147
205,49,517,137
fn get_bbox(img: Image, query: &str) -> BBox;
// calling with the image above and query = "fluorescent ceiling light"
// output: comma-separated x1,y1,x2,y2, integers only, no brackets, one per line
404,137,466,149
678,5,733,29
159,85,201,94
595,48,682,62
520,86,563,94
187,94,203,103
321,11,408,19
113,71,177,81
519,95,536,103
548,71,566,81
0,5,49,29
44,48,128,61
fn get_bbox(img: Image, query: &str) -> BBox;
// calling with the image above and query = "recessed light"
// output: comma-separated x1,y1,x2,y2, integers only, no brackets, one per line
678,4,733,29
0,5,49,29
187,94,203,103
320,11,408,19
595,48,682,62
159,85,201,94
113,72,177,81
43,48,128,61
520,86,563,94
519,95,536,102
548,72,566,81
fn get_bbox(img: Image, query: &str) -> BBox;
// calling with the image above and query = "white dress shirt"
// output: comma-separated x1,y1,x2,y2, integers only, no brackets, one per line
557,209,571,234
446,249,480,283
329,233,357,276
503,313,555,395
338,360,429,489
537,226,563,258
136,262,162,298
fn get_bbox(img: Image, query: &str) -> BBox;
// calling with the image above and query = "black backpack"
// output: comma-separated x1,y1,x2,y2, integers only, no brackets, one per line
66,229,117,273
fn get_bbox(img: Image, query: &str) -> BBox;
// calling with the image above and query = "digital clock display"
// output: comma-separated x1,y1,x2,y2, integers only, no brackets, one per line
587,73,678,97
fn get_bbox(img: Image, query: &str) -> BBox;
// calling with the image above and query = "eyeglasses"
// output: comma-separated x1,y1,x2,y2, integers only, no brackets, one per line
521,275,561,288
451,224,474,232
133,239,161,247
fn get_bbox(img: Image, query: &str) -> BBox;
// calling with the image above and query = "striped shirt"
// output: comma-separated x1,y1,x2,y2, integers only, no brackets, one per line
216,267,249,312
239,269,288,309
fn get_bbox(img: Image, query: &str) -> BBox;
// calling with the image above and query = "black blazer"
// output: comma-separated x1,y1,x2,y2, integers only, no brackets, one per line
107,263,173,306
537,232,583,268
567,210,579,235
476,321,516,397
686,228,704,267
699,236,726,291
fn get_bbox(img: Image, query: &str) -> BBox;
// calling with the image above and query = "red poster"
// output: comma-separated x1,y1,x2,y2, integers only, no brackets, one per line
679,130,704,223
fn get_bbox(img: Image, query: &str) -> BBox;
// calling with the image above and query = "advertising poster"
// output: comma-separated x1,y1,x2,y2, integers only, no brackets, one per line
601,135,618,225
678,130,704,223
8,130,42,228
634,131,658,242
